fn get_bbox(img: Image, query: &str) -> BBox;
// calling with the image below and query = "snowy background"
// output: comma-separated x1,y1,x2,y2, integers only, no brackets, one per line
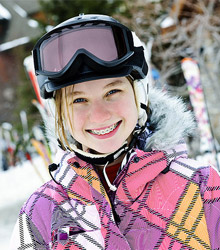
0,156,50,249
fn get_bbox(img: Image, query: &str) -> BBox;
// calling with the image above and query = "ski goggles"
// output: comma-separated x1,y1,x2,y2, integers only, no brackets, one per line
33,22,135,78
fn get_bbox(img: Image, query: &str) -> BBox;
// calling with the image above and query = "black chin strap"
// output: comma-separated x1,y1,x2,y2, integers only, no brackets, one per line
129,102,148,147
74,142,129,165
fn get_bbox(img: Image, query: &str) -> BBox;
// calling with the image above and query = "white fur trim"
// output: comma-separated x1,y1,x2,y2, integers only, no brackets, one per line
146,87,196,151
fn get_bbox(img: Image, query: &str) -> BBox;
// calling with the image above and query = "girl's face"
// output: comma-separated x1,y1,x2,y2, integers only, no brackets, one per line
62,77,138,154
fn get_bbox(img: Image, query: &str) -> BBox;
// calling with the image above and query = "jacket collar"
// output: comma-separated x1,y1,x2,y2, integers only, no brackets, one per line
52,150,111,205
115,143,188,204
51,141,188,205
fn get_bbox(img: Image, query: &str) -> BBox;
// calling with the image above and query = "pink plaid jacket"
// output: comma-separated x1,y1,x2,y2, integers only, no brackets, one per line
10,142,220,249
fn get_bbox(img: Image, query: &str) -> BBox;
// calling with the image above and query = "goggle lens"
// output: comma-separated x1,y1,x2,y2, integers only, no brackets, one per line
39,24,128,73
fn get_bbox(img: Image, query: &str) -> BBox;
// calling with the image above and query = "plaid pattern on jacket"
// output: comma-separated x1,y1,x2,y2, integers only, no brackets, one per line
10,142,220,249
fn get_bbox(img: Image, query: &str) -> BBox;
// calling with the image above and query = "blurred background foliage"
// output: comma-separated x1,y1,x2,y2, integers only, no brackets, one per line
38,0,130,26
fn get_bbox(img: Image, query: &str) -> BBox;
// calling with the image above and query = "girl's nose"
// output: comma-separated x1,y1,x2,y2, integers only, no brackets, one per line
89,101,111,124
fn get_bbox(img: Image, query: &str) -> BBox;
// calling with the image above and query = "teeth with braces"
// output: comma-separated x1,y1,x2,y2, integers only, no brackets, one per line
89,123,118,135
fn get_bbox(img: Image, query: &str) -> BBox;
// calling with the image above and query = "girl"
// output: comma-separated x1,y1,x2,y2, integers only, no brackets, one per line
10,14,220,250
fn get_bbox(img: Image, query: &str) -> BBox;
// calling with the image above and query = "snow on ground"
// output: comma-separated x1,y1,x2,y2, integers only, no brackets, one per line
0,156,50,249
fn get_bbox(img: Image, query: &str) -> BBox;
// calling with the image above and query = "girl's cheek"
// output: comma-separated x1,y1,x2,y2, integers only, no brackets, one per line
111,100,129,114
72,110,87,128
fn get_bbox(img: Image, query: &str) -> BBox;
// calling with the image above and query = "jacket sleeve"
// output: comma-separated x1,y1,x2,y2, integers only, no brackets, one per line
203,166,220,249
9,211,49,250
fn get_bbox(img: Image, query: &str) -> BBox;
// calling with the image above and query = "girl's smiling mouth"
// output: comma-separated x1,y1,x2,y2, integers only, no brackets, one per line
87,121,122,137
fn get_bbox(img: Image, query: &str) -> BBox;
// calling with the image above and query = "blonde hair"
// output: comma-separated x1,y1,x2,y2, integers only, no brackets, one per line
54,88,71,150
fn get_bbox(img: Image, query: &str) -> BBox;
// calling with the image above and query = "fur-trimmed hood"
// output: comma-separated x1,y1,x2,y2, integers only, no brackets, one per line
44,86,196,154
145,87,195,151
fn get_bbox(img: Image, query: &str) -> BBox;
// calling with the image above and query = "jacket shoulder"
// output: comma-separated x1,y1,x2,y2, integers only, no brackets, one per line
170,156,210,176
169,156,220,194
20,180,68,216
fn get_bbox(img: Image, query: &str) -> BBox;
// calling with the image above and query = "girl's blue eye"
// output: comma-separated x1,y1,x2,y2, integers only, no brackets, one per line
73,98,86,103
107,89,120,96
